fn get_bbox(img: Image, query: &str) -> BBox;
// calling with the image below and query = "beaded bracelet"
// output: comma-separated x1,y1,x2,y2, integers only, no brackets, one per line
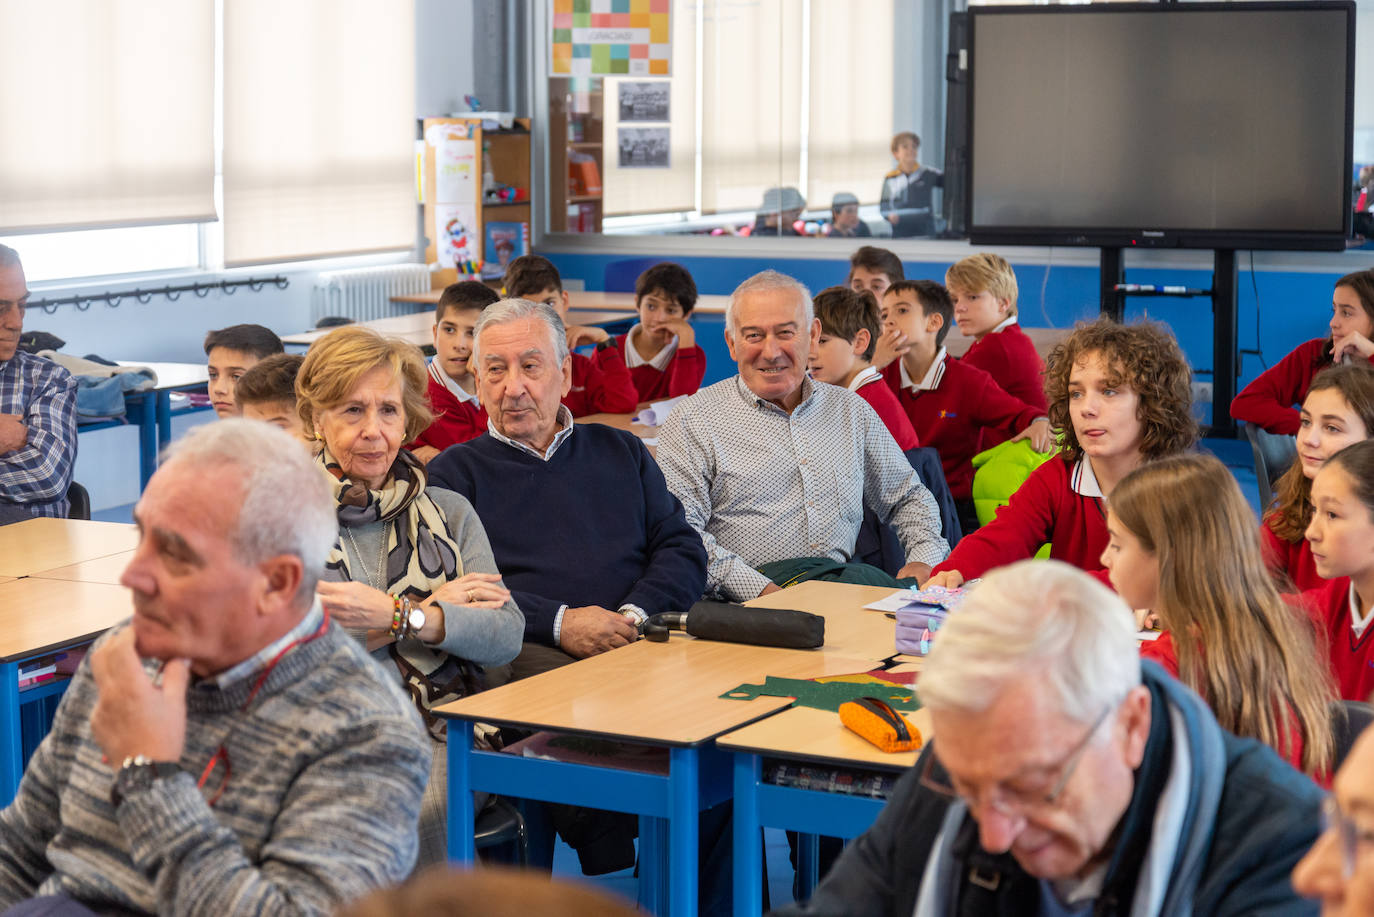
390,596,404,638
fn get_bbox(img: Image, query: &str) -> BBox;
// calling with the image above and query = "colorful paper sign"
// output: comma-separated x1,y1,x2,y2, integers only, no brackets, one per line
551,0,671,77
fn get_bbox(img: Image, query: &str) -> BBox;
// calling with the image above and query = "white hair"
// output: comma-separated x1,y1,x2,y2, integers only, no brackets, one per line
918,560,1141,725
161,419,336,604
725,269,813,338
472,297,569,367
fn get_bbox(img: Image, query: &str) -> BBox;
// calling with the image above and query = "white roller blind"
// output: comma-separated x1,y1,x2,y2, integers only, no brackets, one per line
224,0,416,265
0,1,214,233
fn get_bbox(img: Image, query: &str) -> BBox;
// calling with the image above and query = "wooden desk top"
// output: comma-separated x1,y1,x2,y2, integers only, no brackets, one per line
716,705,930,771
32,551,135,586
0,578,133,662
0,519,140,579
435,581,899,745
391,290,729,315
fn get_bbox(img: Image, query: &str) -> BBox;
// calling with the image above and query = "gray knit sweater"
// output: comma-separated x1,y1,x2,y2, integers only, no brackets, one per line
0,619,431,915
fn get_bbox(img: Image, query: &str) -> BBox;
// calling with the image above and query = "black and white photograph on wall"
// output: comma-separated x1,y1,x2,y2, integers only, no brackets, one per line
618,127,670,169
618,81,670,122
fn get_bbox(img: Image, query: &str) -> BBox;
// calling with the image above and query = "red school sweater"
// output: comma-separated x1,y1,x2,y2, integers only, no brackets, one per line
412,373,488,452
1261,518,1324,593
1296,577,1374,703
881,354,1041,500
614,332,708,402
931,456,1110,581
854,373,919,451
565,344,640,417
960,323,1047,449
1230,338,1347,436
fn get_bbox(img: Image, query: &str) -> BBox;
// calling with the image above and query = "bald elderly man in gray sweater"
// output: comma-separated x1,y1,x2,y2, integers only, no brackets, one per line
0,421,431,917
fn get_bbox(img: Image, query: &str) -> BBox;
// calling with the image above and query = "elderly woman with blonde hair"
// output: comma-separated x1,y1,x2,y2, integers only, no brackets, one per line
296,324,523,865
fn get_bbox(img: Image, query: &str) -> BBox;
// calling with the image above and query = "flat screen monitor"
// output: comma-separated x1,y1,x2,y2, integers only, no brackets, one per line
967,2,1354,251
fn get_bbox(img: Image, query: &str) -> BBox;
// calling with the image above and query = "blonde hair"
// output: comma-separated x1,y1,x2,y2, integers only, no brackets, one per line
296,325,432,443
1268,363,1374,544
1111,453,1335,776
340,865,641,917
945,253,1019,315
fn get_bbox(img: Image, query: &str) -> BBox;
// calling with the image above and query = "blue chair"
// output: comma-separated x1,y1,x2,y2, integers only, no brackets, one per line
854,447,962,576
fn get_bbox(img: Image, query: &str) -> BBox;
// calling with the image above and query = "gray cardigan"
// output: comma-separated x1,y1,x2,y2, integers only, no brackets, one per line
330,486,523,668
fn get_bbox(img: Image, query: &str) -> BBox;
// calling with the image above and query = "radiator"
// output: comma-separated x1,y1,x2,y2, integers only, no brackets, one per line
310,263,431,324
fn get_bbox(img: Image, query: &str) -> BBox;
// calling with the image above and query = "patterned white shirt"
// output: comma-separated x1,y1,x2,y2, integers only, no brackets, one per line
486,404,576,462
658,375,948,601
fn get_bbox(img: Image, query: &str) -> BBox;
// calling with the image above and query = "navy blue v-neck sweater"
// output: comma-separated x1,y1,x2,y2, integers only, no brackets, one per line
428,423,707,645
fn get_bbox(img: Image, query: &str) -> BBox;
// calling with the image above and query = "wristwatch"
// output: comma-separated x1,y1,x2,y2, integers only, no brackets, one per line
596,338,618,352
111,755,182,807
406,603,428,638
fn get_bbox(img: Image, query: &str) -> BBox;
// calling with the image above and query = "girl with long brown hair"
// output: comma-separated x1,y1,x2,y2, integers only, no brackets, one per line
1103,453,1336,777
1263,363,1374,591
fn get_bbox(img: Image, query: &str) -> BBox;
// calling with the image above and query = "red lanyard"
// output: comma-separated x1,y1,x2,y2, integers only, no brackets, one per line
197,609,331,806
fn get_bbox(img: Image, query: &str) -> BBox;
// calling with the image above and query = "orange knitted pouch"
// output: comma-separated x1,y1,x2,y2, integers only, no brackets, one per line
839,697,923,753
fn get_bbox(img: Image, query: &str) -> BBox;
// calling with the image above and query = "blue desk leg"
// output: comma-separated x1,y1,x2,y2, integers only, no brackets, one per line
638,815,666,915
0,662,21,807
798,833,820,900
668,746,699,917
156,391,172,453
446,720,476,863
733,753,763,917
135,393,158,491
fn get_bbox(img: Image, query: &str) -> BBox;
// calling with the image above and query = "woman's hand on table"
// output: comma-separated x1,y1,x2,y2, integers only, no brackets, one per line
921,569,964,590
430,572,511,609
317,581,394,631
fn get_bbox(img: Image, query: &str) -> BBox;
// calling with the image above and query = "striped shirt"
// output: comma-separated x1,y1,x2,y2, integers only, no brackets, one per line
0,350,77,517
658,375,948,601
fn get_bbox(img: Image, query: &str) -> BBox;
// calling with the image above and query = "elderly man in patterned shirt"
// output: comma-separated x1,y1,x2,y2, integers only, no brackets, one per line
658,269,949,602
0,245,76,523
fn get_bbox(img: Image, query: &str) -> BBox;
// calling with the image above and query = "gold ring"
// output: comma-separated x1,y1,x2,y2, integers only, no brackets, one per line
467,589,475,603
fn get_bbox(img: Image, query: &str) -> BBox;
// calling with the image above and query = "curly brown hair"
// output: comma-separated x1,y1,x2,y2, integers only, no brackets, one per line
1044,319,1196,463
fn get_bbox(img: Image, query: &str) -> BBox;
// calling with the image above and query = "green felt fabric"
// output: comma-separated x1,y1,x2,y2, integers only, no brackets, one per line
721,675,918,712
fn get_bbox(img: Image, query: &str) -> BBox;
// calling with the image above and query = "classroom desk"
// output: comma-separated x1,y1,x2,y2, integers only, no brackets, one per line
31,551,136,585
0,577,134,805
279,308,638,349
721,705,930,914
391,290,730,314
437,580,897,915
93,362,211,490
0,518,139,579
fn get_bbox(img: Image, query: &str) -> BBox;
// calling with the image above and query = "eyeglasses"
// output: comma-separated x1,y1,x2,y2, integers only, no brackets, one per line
919,701,1117,817
1321,795,1374,879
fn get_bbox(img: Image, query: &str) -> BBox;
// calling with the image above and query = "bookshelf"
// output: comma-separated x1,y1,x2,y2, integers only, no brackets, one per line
548,78,603,234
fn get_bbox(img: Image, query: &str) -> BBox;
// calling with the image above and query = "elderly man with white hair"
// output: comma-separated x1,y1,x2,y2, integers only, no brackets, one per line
773,560,1324,917
658,269,948,602
0,421,431,917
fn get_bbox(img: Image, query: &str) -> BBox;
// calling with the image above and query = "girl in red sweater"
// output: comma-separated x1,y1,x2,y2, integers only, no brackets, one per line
924,319,1196,588
1301,440,1374,703
1232,269,1374,435
1263,364,1374,592
1105,453,1335,779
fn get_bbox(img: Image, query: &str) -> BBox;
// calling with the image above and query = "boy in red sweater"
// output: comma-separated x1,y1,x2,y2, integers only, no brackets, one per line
613,262,707,401
504,254,639,416
409,280,498,462
879,280,1051,535
808,285,918,451
946,253,1048,448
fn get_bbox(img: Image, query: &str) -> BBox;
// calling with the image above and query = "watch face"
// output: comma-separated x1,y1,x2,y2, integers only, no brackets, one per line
407,608,426,631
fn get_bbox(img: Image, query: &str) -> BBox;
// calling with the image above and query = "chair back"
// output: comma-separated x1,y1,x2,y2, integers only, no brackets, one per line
1242,421,1297,511
1331,699,1374,770
66,481,91,521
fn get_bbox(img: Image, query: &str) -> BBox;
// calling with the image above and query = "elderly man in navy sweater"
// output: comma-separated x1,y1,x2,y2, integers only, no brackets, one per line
427,298,706,679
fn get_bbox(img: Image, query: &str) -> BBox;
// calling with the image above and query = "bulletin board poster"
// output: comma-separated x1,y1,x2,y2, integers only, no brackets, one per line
551,0,671,77
422,120,482,271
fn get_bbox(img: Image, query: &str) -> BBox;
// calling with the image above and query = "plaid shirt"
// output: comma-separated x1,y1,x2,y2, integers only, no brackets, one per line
0,350,77,517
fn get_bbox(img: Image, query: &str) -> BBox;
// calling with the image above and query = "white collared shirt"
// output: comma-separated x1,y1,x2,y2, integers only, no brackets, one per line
847,365,883,393
898,347,948,393
989,314,1019,334
486,404,576,462
1070,455,1105,499
624,323,678,372
1349,582,1374,639
428,360,479,406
